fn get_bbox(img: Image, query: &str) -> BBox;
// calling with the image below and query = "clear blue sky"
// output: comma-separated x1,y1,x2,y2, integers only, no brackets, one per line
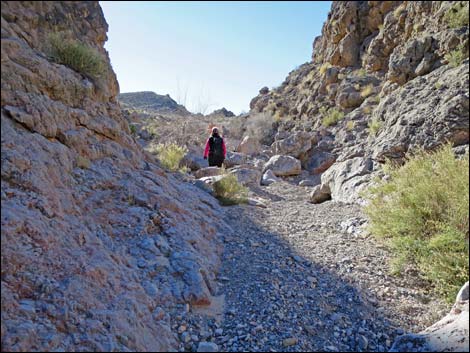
100,1,332,114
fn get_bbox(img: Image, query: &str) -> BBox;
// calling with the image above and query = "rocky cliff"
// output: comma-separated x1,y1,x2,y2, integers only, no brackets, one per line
249,0,469,203
118,91,190,115
1,2,230,351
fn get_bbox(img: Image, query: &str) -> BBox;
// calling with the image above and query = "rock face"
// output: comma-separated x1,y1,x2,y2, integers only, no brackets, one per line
1,2,230,351
247,0,469,203
118,91,190,115
208,107,236,118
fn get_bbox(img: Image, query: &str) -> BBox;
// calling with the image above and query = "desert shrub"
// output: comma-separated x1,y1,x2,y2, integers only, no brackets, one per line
361,84,375,98
148,142,188,172
320,107,344,127
364,145,469,302
47,33,106,80
129,124,137,135
319,62,332,75
443,2,469,28
346,120,356,131
213,173,249,206
393,3,406,18
368,117,382,135
353,68,367,77
445,44,469,68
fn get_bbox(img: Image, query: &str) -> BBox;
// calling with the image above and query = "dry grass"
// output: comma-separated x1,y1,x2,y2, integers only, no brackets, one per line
361,84,375,98
319,107,345,127
47,33,106,81
213,172,249,205
319,62,333,75
443,2,469,28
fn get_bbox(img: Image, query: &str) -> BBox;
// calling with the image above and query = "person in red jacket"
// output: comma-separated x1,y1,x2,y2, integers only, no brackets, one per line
203,127,226,167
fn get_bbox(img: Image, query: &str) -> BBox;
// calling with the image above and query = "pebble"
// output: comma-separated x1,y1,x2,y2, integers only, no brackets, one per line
282,337,298,347
197,342,219,352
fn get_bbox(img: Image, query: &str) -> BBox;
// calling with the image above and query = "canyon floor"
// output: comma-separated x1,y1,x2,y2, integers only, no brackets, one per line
169,180,450,352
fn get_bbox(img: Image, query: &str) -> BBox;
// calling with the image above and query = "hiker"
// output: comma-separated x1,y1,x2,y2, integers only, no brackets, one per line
203,127,226,167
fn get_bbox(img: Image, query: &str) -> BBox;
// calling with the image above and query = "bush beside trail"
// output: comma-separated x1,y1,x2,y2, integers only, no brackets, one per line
365,145,469,302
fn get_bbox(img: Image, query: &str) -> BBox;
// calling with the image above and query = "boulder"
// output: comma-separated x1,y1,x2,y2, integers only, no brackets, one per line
263,155,302,176
224,151,248,168
319,157,374,203
261,169,280,185
271,131,314,159
229,167,262,186
236,136,261,155
194,167,223,179
310,184,332,204
182,152,206,171
305,151,337,174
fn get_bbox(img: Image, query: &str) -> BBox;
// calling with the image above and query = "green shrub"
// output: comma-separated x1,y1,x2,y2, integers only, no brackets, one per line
148,142,188,172
361,84,375,98
364,145,469,302
47,33,106,80
443,2,469,28
319,62,332,75
213,173,249,206
320,107,344,127
445,44,469,68
346,120,356,131
368,117,382,136
129,124,137,135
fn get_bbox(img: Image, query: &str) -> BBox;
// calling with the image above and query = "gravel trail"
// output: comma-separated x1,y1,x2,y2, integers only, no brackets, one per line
174,181,449,352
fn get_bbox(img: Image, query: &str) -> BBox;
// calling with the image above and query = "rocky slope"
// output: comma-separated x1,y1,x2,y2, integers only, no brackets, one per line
249,0,469,203
118,91,190,115
1,2,231,351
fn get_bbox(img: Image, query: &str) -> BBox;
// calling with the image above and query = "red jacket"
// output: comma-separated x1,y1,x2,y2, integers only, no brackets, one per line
204,136,226,158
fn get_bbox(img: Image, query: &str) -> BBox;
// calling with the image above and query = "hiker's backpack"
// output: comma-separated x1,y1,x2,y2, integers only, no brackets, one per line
210,136,224,157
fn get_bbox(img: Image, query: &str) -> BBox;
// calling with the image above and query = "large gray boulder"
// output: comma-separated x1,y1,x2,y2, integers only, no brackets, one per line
236,135,261,155
224,151,248,168
271,131,314,159
229,167,262,186
311,157,374,204
263,155,302,176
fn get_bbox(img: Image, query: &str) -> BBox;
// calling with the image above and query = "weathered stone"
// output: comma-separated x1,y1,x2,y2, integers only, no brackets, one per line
236,136,261,155
271,131,313,159
261,169,280,185
263,155,302,176
195,167,223,179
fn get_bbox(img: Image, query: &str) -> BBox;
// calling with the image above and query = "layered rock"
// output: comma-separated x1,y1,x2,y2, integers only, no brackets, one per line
118,91,190,115
248,0,469,203
1,2,230,351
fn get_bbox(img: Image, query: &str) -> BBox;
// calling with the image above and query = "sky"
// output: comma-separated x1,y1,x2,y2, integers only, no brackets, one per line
100,1,332,114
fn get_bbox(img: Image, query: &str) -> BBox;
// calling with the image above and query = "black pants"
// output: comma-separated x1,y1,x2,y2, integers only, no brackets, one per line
208,154,224,168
